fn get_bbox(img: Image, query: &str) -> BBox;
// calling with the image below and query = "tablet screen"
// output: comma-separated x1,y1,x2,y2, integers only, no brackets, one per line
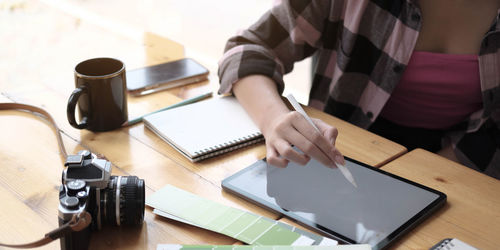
222,157,446,249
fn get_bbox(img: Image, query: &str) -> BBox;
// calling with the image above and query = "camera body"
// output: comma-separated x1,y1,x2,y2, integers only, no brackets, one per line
58,150,145,250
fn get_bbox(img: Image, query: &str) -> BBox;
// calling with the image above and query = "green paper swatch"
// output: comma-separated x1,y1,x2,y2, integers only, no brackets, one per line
147,185,316,246
156,244,371,250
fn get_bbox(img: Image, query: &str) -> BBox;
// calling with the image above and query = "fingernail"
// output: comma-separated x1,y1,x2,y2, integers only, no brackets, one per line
335,154,345,166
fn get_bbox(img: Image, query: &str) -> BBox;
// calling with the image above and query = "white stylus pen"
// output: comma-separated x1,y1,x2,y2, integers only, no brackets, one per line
286,94,358,188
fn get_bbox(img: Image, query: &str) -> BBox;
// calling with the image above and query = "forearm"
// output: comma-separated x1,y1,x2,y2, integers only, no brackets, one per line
232,75,289,136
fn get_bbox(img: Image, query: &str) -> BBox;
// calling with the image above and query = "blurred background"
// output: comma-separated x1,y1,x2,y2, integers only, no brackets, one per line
0,0,312,103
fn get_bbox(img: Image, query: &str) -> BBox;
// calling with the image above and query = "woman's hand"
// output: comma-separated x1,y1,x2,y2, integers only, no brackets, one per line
232,74,344,168
262,110,345,168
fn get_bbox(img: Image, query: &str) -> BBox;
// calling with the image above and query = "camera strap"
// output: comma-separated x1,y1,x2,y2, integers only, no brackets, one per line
0,211,92,248
0,102,92,248
0,102,68,162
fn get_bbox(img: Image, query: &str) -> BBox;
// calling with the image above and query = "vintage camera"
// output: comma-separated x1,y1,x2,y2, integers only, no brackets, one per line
58,150,145,250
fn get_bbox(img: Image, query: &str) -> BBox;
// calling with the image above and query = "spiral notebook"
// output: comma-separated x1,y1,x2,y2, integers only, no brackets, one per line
143,96,263,162
430,238,477,250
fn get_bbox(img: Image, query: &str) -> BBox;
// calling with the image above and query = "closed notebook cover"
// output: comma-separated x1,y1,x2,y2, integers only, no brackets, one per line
143,96,263,161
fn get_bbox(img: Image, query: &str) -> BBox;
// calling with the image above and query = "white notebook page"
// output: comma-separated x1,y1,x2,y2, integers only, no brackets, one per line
143,96,261,159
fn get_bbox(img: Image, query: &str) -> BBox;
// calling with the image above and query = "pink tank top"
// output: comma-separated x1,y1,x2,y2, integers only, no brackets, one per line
379,51,483,129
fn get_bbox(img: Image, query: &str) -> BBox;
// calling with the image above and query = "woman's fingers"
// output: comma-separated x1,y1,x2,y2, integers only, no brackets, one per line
266,143,289,168
289,112,343,166
283,128,333,167
274,139,310,165
264,111,344,168
313,118,339,144
313,118,345,165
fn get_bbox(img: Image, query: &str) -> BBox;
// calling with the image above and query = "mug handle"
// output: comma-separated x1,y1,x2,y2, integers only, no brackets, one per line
67,87,90,129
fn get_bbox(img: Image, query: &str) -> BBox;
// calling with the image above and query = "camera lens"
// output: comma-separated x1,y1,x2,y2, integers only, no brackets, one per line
103,175,145,226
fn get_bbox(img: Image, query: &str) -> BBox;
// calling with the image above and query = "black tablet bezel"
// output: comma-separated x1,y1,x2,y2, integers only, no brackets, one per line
221,157,447,249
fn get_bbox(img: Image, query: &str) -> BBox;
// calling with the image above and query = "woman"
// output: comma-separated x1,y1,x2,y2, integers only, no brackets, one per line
218,0,500,179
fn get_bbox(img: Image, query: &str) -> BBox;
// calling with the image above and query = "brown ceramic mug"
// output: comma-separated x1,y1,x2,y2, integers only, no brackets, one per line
67,57,128,132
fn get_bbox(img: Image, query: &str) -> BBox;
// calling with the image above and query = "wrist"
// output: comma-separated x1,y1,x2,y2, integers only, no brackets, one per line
259,103,289,137
232,75,290,137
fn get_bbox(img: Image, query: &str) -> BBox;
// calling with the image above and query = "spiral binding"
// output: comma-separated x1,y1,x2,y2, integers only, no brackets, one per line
192,132,264,161
430,238,477,250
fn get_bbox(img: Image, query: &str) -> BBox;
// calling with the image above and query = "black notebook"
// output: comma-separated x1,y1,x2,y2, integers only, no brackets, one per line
143,96,263,162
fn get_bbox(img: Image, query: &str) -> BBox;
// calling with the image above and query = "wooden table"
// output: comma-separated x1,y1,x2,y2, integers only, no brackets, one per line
3,1,499,250
4,2,499,250
382,149,500,249
0,2,406,249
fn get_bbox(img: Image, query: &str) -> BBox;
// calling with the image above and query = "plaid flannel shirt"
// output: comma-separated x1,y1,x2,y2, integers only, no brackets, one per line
218,0,500,179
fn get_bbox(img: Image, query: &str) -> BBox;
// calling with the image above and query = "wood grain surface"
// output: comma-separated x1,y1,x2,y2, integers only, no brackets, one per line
5,1,476,250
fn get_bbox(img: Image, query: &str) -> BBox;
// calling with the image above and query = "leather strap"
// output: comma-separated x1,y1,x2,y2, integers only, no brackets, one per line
0,102,68,163
0,212,92,248
0,102,91,248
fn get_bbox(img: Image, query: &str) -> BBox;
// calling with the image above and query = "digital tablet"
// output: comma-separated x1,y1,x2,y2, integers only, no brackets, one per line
222,156,446,249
